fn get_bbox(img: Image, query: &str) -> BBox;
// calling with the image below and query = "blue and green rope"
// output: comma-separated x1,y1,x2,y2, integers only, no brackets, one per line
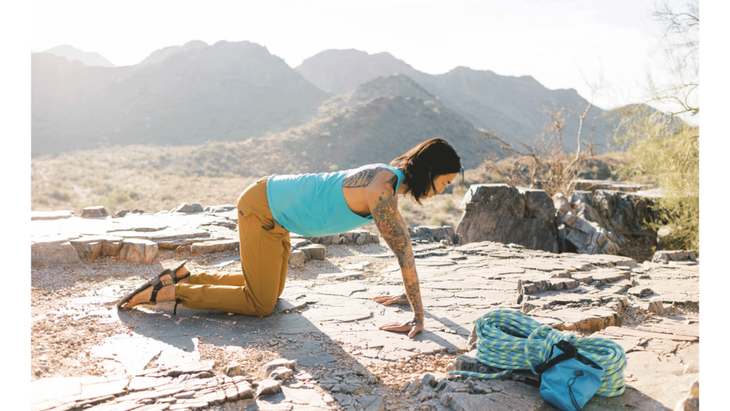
446,309,627,397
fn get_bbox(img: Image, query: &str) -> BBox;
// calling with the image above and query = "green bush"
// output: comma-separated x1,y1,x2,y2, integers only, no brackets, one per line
614,109,699,254
652,196,699,252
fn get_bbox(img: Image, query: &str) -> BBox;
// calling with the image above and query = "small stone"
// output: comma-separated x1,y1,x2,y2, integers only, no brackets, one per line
418,386,436,402
289,249,306,266
114,209,129,218
356,234,369,246
295,372,314,381
225,363,242,377
323,392,336,405
261,358,298,378
408,379,422,394
270,366,294,380
648,300,666,315
357,394,385,411
300,244,327,260
421,373,437,388
81,206,109,218
172,202,204,213
521,302,536,314
628,286,654,298
255,379,281,397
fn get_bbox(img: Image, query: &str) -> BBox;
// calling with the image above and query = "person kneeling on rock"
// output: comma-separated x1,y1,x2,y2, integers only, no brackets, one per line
118,138,463,339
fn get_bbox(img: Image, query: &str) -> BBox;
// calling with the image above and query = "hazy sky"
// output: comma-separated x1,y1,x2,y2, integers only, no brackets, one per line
31,0,672,110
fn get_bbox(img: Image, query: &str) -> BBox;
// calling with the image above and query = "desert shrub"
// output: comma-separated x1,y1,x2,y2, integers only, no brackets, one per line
110,189,130,204
92,183,110,195
440,197,458,214
428,213,450,227
50,188,71,202
161,193,175,201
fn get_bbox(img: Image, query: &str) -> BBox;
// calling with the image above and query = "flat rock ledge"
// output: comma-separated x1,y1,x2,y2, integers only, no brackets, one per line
31,207,699,411
34,207,443,268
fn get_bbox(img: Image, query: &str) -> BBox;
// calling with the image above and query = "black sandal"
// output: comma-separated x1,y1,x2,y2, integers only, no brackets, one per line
117,260,190,308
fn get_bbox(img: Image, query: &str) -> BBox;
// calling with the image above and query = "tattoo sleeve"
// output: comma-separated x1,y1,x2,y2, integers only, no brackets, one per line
343,166,388,188
370,176,424,325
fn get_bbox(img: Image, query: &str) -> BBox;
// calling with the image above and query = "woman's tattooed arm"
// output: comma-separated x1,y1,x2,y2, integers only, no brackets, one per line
369,175,424,329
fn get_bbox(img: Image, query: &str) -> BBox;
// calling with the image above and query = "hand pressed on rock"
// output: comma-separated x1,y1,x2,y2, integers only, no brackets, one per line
379,318,423,339
372,293,409,306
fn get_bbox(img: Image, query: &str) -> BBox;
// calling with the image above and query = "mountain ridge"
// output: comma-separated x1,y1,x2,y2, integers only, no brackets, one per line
296,49,613,152
32,40,330,157
43,44,116,67
33,41,620,160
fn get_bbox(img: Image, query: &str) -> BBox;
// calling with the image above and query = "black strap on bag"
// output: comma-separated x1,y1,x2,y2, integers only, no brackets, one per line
524,340,578,387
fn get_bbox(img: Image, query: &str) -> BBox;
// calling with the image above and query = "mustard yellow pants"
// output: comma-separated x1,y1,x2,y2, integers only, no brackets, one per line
174,177,291,316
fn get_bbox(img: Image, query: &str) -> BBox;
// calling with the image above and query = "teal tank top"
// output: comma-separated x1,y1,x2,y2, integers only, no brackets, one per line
266,164,404,237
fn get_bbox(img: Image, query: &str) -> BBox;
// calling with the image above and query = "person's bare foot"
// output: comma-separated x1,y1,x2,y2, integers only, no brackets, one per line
121,266,190,308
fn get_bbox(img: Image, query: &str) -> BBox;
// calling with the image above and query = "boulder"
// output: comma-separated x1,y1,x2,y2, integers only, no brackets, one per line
566,189,656,248
118,239,158,264
561,211,620,255
80,206,109,219
31,237,81,266
456,184,558,252
519,188,557,225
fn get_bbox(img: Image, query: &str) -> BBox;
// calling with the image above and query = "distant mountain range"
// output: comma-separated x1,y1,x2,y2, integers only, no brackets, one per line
43,45,116,67
32,40,621,170
296,49,613,152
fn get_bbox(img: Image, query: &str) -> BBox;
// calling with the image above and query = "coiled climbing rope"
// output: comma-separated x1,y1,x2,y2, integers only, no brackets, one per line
446,309,627,397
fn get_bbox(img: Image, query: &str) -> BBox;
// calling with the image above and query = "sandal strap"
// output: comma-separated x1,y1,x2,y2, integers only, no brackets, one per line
149,269,173,303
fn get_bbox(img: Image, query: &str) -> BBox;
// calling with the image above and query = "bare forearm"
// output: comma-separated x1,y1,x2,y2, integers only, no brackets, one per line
371,190,424,322
400,266,424,323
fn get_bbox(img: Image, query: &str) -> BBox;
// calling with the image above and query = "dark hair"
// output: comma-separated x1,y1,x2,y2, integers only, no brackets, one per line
390,138,463,204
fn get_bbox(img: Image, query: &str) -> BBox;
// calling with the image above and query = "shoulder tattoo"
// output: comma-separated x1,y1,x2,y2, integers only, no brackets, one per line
343,166,393,189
